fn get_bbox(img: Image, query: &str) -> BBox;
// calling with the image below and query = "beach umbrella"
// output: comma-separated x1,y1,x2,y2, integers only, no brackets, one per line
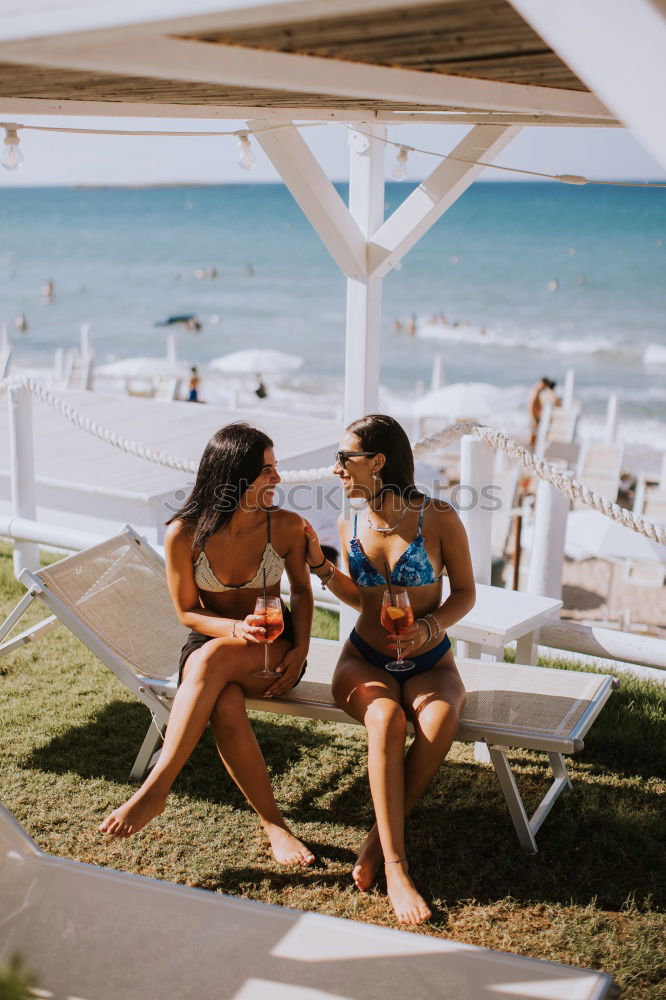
208,349,303,376
412,381,505,421
564,509,666,563
95,357,190,378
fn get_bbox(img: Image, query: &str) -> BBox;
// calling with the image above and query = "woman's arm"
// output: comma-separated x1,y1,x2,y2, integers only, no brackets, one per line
283,517,314,655
164,521,264,642
430,503,476,632
303,517,362,611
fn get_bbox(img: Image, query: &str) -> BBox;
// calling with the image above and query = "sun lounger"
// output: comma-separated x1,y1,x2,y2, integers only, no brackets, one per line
0,527,617,855
0,804,616,1000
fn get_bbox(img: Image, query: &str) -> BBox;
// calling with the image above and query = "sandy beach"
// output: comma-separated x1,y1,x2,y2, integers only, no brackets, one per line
561,556,665,638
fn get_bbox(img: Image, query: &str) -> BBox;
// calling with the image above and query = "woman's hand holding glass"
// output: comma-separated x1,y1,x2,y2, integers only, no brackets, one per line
234,614,269,644
385,616,428,653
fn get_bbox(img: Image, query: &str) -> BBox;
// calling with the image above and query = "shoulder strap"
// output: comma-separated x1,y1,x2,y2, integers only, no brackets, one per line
418,496,428,533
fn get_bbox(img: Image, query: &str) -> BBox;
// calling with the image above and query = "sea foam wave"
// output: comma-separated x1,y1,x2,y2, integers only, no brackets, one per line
643,343,666,366
416,319,616,356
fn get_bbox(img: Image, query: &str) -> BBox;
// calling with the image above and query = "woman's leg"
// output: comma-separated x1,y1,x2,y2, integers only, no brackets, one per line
99,635,289,838
353,649,466,891
210,683,314,865
332,642,431,926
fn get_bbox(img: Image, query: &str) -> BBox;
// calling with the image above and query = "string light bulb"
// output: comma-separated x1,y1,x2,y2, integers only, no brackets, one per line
391,146,409,181
236,132,256,171
1,124,23,171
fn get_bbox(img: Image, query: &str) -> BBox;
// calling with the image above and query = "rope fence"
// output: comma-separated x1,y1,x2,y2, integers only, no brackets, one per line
1,375,664,546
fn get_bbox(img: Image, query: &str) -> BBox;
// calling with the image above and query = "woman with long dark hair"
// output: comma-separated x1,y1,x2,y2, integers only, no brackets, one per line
100,422,315,866
305,414,475,923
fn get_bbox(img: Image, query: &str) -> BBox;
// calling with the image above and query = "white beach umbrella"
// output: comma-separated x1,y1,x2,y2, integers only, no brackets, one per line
564,509,666,563
95,357,190,378
208,349,303,376
412,381,505,421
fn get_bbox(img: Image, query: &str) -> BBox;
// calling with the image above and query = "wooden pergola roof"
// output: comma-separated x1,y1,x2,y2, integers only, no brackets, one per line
180,1,587,92
0,0,614,124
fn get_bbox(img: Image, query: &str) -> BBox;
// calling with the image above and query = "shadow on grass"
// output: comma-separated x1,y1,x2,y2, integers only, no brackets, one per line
24,696,665,913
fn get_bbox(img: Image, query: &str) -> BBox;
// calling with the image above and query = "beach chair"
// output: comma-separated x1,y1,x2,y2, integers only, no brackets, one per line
65,352,95,390
0,528,617,855
574,441,624,507
154,375,182,401
0,805,616,1000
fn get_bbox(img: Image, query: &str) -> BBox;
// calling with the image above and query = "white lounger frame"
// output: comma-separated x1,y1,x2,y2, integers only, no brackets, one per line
0,804,616,1000
0,527,617,855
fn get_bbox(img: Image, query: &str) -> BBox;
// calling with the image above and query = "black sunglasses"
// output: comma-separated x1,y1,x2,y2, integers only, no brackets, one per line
335,450,377,468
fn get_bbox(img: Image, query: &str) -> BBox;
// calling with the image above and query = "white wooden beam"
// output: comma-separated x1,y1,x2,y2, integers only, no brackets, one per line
248,119,366,279
368,124,521,277
0,32,613,119
0,98,620,126
507,0,666,169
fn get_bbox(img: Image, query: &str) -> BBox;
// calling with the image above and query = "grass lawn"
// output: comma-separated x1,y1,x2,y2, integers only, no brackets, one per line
0,546,664,998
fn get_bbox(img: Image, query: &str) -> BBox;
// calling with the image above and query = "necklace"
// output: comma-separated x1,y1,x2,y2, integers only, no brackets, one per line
366,504,408,535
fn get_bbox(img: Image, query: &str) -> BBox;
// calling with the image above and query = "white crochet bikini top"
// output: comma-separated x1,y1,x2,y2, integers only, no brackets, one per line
193,510,285,592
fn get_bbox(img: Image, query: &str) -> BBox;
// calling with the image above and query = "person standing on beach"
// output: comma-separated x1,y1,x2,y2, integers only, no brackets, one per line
304,414,474,926
528,377,557,447
99,423,315,866
187,366,201,402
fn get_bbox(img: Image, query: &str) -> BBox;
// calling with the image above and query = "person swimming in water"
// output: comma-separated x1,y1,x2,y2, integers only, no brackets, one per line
304,414,474,926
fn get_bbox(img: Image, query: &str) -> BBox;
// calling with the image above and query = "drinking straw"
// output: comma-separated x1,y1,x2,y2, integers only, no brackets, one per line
384,560,395,604
262,567,267,606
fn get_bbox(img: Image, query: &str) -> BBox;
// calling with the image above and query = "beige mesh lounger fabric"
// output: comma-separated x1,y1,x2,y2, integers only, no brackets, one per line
0,805,616,1000
0,527,617,855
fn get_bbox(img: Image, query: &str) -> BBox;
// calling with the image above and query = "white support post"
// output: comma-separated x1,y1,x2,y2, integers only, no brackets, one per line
8,385,39,577
369,125,521,277
431,353,445,391
79,323,92,360
339,126,386,640
166,332,177,363
604,393,619,444
343,125,386,425
458,436,494,587
0,320,8,353
563,369,575,409
526,475,570,609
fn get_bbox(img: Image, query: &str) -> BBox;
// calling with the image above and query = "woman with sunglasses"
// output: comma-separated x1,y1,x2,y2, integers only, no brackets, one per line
305,414,475,925
100,422,315,867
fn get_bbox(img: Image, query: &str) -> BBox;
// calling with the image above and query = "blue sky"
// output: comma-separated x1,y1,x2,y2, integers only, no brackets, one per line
2,115,665,186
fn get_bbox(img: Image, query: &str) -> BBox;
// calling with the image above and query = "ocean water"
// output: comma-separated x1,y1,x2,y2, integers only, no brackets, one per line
1,181,665,445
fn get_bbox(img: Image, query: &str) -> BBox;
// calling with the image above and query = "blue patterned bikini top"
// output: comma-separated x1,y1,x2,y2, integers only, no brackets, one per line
348,496,439,588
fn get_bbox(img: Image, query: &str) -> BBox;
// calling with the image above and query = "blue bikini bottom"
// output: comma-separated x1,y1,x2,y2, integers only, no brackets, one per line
349,628,452,684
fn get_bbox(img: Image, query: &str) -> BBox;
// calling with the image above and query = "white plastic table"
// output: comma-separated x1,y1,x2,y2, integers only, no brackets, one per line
445,580,563,664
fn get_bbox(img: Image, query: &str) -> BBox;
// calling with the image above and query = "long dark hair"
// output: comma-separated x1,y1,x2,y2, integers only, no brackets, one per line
167,422,273,550
346,413,420,503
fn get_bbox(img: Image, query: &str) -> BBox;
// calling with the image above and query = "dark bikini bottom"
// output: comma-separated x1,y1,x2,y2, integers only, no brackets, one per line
349,628,452,684
178,603,305,687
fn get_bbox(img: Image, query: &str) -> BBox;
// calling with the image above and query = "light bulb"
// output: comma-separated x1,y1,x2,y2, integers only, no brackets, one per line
391,146,409,181
236,132,256,171
1,125,23,171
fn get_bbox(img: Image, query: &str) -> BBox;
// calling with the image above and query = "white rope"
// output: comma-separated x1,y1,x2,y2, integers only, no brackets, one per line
1,375,664,545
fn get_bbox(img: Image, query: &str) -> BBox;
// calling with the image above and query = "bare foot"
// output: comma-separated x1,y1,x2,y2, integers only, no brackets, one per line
385,861,432,926
352,826,383,891
265,823,315,866
98,788,166,838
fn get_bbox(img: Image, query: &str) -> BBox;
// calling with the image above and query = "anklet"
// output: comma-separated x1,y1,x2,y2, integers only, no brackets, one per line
384,857,407,865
